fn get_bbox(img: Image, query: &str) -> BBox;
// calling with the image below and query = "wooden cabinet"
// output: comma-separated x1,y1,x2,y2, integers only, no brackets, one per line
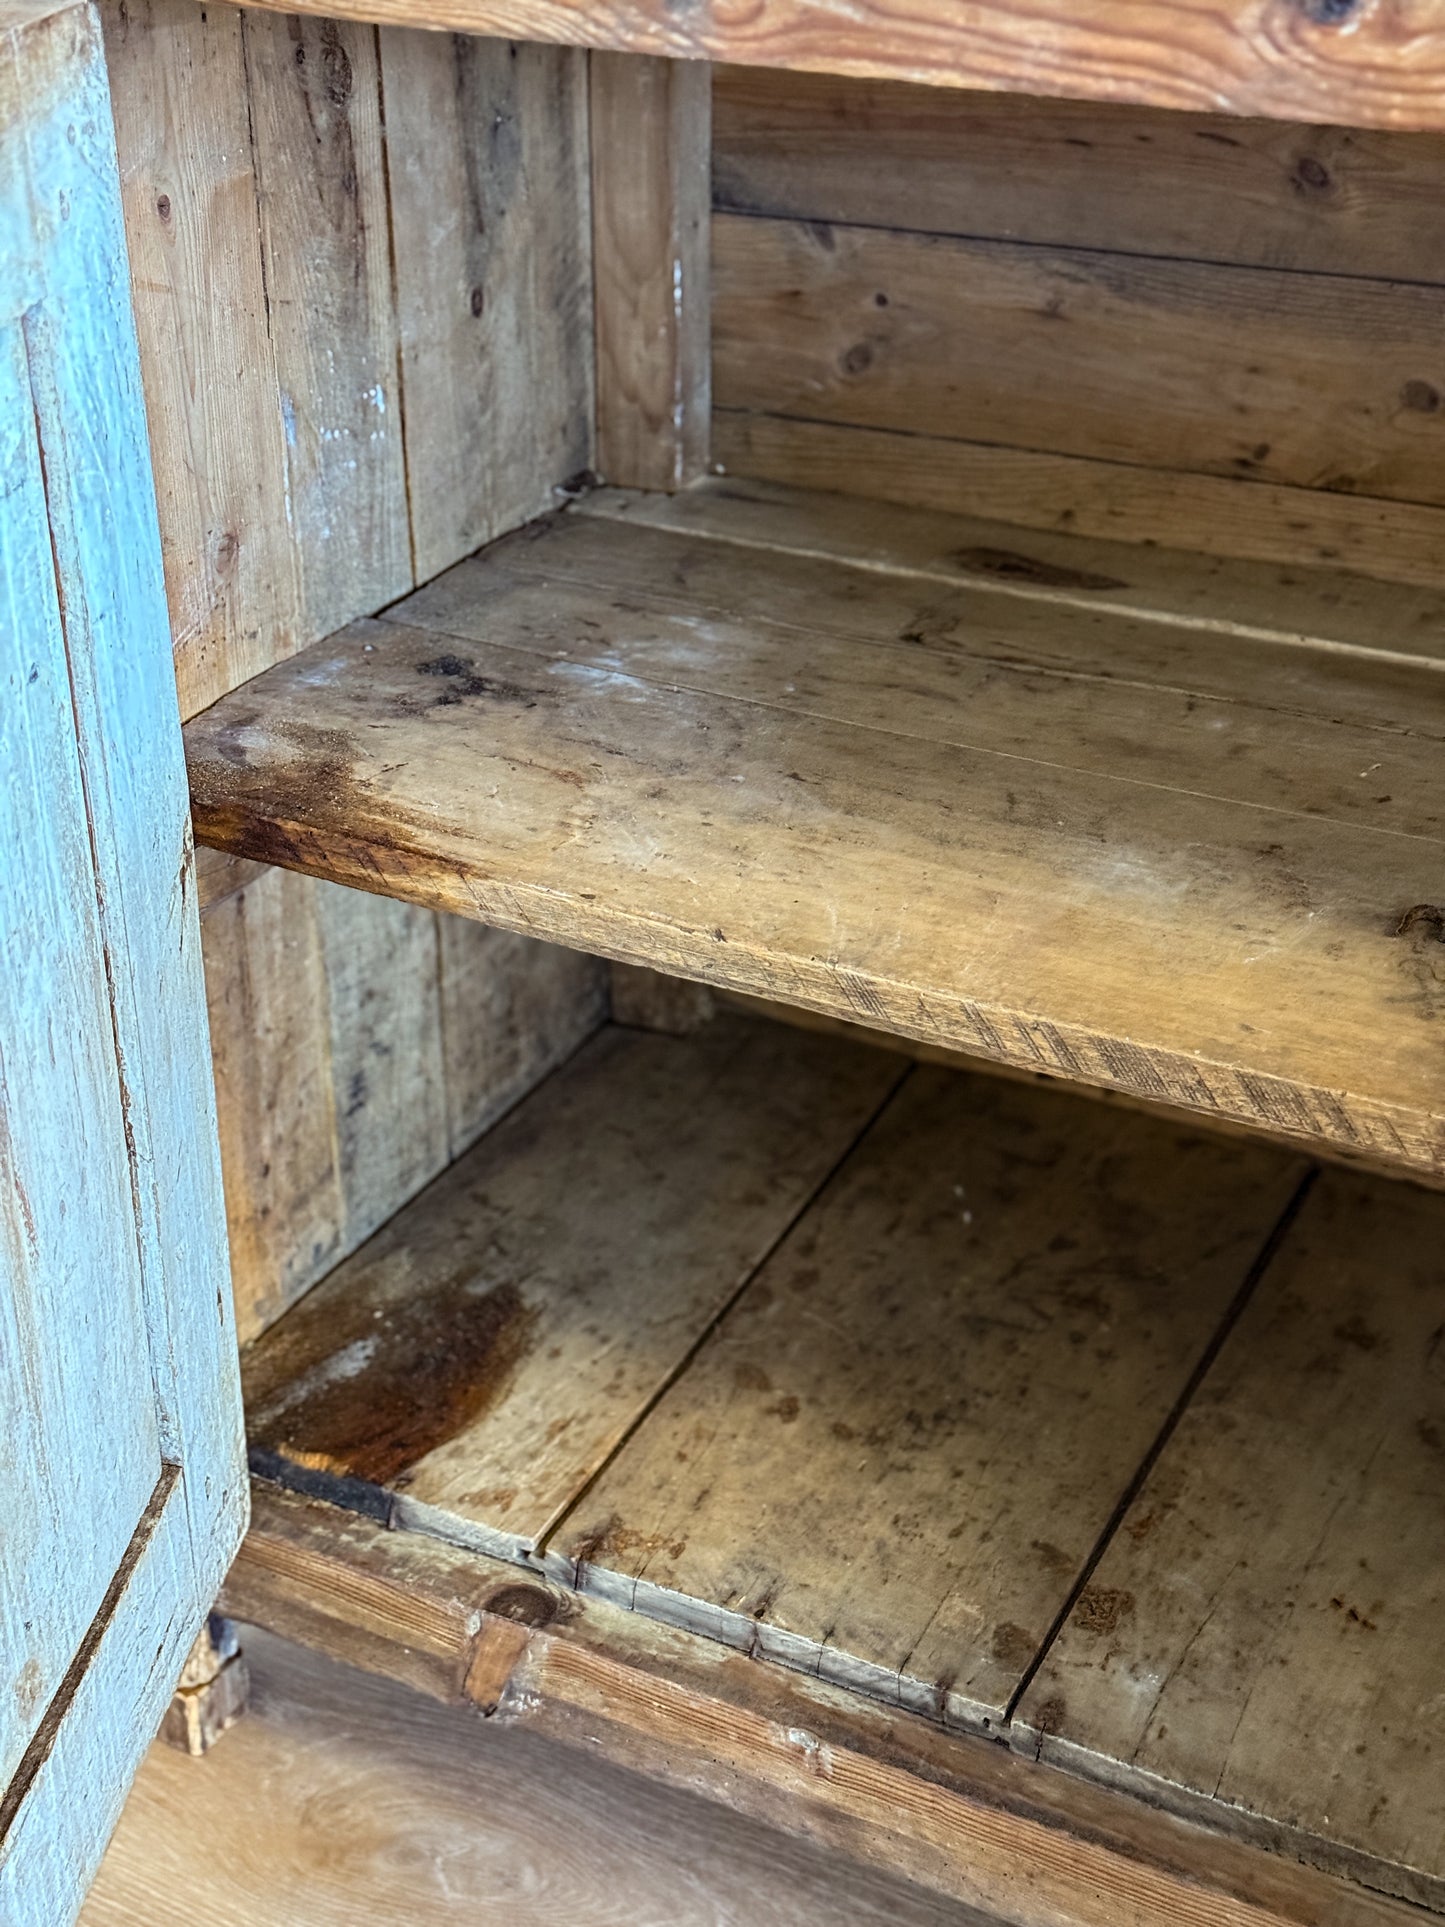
4,0,1443,1918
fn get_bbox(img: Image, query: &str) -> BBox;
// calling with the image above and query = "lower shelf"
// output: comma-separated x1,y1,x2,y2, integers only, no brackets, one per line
184,477,1445,1180
240,1012,1444,1913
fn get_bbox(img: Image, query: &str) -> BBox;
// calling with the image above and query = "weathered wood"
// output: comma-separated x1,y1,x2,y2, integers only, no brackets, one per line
242,1017,898,1550
712,412,1445,594
85,1622,991,1927
714,214,1445,512
160,1620,248,1758
714,68,1445,284
611,961,717,1033
0,4,245,1909
184,482,1445,1177
101,0,300,721
240,9,411,644
436,917,608,1155
1017,1167,1445,1912
590,53,710,490
556,1065,1305,1729
381,30,594,583
218,0,1445,136
219,1486,1422,1927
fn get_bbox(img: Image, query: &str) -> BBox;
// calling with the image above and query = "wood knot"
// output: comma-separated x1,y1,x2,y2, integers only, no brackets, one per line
481,1582,560,1628
1397,904,1445,940
1294,0,1361,22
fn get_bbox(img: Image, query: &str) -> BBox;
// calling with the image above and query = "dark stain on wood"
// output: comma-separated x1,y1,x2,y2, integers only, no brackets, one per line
250,1273,539,1486
1071,1585,1134,1638
481,1581,562,1627
950,547,1126,593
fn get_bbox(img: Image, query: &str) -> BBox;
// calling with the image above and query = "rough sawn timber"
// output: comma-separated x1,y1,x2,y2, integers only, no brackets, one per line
183,480,1445,1179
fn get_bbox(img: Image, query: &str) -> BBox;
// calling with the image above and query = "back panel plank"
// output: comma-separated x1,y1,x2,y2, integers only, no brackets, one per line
381,31,594,583
713,67,1445,283
713,214,1445,508
554,1066,1304,1730
1017,1170,1445,1909
243,1018,899,1548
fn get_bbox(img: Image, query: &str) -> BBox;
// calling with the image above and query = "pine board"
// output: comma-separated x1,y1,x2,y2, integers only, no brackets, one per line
184,482,1445,1178
243,1017,899,1549
713,214,1445,510
553,1065,1305,1729
1016,1167,1445,1910
713,68,1445,284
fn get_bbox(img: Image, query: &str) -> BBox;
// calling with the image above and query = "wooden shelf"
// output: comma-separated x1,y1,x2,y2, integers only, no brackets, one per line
185,479,1445,1181
238,1013,1445,1911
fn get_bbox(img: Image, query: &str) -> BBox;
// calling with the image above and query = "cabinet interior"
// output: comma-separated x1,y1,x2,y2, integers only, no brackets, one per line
106,7,1445,1918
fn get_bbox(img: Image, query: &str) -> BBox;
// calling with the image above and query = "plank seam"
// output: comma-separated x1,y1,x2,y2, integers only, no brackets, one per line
1001,1163,1322,1731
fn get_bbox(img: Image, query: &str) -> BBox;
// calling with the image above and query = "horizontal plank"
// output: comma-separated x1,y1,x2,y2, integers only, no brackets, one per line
226,1483,1422,1927
184,481,1445,1177
1018,1167,1445,1910
242,1018,898,1547
229,0,1445,134
555,1061,1304,1730
713,67,1445,283
713,413,1445,593
713,214,1445,508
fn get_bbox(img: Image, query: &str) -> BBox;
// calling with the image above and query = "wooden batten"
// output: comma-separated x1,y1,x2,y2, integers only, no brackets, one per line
590,52,711,489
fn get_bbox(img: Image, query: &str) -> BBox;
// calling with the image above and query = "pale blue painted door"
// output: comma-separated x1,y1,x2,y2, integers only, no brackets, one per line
1,0,247,1917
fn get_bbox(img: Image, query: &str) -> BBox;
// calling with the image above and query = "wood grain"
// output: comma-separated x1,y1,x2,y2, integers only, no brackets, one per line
101,0,300,720
242,1016,898,1548
214,1486,1424,1927
713,67,1445,283
555,1064,1305,1730
1017,1166,1445,1911
713,213,1445,509
381,30,594,583
83,1623,986,1927
713,412,1445,593
222,0,1445,136
591,52,711,490
184,483,1445,1177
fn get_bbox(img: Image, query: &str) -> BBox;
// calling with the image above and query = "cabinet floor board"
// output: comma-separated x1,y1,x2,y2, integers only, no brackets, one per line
185,479,1445,1180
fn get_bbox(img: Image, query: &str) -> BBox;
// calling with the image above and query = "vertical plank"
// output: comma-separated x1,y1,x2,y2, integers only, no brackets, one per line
438,919,606,1155
381,30,594,583
590,51,710,491
241,9,410,640
202,869,344,1345
102,0,299,720
312,879,449,1253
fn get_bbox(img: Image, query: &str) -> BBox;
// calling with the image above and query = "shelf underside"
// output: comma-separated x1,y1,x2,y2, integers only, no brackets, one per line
185,478,1445,1180
243,1014,1445,1910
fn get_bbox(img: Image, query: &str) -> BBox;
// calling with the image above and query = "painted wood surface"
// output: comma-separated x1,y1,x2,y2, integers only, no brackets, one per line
591,52,711,490
184,480,1445,1177
207,0,1445,135
1016,1167,1445,1911
218,1489,1425,1927
556,1064,1305,1730
0,3,245,1915
242,1017,898,1549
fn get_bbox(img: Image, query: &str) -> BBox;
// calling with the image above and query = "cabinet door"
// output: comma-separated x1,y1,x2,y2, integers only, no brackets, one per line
0,1,247,1917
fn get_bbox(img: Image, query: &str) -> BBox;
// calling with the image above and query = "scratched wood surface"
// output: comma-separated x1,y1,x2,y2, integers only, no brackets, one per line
242,1017,898,1549
553,1063,1306,1731
184,480,1445,1177
214,0,1445,133
0,4,245,1913
1016,1166,1445,1911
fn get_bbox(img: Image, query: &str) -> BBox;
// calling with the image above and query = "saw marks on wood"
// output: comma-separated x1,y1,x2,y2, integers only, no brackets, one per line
1015,1166,1445,1912
242,1016,900,1549
184,478,1445,1180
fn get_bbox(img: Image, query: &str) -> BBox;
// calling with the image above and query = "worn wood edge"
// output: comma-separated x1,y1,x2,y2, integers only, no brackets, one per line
707,413,1445,600
181,798,1445,1183
198,0,1445,134
223,1483,1426,1927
